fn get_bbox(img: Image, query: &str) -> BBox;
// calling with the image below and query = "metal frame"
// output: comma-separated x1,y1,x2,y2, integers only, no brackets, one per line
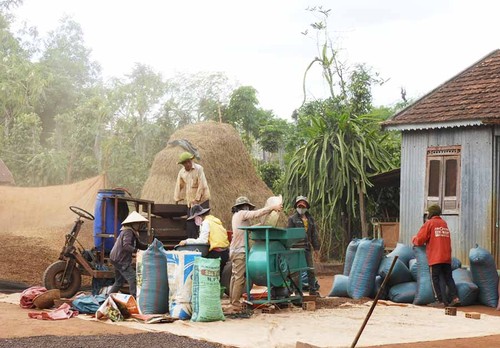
95,195,153,274
242,226,307,305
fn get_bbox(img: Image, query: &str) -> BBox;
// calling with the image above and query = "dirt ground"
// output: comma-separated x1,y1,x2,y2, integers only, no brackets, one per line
2,275,500,348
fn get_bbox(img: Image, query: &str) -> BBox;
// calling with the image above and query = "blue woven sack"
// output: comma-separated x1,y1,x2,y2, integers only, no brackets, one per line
452,268,478,306
389,282,417,303
138,239,168,314
469,245,499,308
387,243,415,267
412,246,434,305
409,258,418,281
378,256,413,287
343,239,361,276
328,274,349,297
347,239,384,299
372,275,388,300
451,257,462,271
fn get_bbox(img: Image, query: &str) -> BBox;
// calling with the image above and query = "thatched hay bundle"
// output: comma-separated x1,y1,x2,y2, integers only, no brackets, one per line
141,122,274,228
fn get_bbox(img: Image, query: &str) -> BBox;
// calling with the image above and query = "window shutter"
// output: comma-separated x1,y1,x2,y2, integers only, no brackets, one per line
425,158,442,210
425,146,461,214
442,157,460,214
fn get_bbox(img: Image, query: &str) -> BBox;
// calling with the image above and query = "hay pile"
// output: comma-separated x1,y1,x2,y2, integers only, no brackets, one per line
141,122,275,228
0,175,105,285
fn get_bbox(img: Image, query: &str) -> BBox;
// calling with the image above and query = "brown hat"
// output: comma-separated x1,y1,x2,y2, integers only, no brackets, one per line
187,204,210,220
232,196,256,210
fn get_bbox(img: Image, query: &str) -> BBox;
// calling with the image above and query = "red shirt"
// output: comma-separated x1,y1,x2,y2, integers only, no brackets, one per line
412,216,452,266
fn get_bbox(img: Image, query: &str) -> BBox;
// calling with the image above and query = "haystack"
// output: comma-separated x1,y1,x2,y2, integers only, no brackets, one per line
141,122,274,228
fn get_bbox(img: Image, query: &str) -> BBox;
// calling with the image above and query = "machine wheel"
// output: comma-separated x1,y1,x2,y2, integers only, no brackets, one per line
43,261,82,298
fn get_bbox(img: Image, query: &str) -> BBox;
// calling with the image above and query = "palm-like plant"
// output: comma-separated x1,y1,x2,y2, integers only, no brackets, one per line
285,104,394,248
285,7,398,257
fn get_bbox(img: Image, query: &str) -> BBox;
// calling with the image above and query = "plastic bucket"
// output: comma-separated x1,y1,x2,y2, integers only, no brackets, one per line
93,189,129,252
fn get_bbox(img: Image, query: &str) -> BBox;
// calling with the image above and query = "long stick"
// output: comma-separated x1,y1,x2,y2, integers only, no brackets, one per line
350,255,399,348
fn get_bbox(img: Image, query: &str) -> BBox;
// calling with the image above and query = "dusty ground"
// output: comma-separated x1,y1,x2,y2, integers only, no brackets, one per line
2,275,500,348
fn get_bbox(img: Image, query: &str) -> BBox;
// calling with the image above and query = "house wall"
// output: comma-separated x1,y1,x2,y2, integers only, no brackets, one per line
399,126,493,264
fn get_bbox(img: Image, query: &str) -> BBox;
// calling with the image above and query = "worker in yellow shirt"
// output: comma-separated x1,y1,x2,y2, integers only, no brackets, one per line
179,204,229,276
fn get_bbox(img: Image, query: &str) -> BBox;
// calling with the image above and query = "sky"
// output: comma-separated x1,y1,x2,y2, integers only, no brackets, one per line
11,0,500,120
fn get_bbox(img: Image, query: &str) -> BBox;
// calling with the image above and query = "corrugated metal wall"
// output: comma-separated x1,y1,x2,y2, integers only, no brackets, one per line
399,126,493,264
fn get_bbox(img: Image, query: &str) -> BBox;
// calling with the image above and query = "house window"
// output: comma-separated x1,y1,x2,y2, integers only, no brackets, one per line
425,146,461,214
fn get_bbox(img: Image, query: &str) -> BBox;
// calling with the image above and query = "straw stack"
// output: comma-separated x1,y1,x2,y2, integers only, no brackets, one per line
141,121,275,228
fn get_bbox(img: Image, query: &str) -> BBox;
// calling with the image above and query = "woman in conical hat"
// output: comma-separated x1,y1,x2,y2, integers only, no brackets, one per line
108,211,149,298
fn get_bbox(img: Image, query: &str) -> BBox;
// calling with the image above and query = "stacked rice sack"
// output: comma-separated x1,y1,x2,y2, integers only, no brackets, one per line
136,239,169,314
329,238,384,299
469,245,498,308
329,240,496,308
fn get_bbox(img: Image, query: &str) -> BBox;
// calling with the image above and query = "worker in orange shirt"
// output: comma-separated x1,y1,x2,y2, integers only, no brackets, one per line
412,204,460,307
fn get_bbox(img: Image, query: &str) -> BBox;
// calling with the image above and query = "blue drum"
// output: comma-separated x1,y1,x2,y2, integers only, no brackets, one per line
93,189,129,252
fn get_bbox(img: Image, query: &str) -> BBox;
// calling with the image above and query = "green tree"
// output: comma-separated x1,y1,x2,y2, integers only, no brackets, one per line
0,9,46,184
36,16,101,140
285,7,397,258
226,86,264,146
259,116,288,154
164,71,234,125
5,112,45,185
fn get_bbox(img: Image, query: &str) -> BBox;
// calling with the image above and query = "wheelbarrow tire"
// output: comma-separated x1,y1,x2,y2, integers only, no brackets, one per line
43,261,82,298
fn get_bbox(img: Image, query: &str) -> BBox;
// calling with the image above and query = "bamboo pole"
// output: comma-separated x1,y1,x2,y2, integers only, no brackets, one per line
350,255,399,348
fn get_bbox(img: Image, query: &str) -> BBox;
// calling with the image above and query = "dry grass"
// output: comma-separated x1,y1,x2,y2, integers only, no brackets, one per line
141,121,276,228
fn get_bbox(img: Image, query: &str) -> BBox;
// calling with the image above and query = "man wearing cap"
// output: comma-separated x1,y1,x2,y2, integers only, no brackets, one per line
412,204,460,307
287,196,320,296
179,204,230,276
108,211,149,298
174,151,211,238
229,196,282,312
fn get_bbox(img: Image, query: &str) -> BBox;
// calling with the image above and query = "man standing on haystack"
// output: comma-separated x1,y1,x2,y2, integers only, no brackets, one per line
174,151,211,238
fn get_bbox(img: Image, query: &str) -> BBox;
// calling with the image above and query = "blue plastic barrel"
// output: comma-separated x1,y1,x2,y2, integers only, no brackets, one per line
93,189,129,252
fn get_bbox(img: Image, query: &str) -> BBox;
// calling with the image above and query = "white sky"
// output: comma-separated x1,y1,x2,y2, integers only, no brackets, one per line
12,0,500,120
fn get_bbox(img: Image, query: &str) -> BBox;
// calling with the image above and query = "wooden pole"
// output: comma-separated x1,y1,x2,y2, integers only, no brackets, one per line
350,255,399,348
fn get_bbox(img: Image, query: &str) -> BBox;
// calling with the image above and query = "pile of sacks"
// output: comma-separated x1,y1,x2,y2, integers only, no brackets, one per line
97,239,225,322
329,239,500,308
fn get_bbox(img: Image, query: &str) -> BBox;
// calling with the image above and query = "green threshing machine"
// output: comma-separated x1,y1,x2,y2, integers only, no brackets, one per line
242,226,310,305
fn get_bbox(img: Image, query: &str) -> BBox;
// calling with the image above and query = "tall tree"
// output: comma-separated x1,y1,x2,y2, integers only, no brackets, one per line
164,71,234,126
285,7,397,256
226,86,264,146
36,16,101,140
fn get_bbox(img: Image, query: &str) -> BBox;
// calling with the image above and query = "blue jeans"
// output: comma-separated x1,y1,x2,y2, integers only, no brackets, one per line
305,249,318,292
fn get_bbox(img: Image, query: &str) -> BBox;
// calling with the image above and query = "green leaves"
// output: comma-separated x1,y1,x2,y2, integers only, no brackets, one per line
285,90,398,256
